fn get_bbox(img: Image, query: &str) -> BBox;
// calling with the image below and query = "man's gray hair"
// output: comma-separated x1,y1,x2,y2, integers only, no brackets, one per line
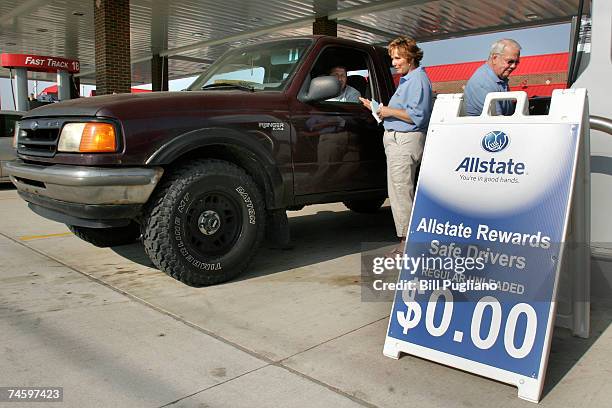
489,39,522,58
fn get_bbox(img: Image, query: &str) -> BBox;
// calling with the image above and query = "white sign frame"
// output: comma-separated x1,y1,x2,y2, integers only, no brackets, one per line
383,90,588,403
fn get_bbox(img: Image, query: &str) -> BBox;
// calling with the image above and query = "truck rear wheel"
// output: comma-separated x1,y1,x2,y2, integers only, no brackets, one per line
343,198,386,213
68,222,141,247
142,159,265,286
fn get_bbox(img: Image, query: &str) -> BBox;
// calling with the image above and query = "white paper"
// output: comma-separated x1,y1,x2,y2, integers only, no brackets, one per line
371,99,383,124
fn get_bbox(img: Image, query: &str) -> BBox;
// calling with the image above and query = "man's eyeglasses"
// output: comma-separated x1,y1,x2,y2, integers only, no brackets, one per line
495,53,520,65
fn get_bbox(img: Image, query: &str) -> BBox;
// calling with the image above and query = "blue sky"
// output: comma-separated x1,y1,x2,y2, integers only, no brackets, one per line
419,24,571,66
0,24,572,111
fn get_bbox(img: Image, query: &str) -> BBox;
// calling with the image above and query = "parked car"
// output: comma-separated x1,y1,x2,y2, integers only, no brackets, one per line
0,110,24,183
8,36,394,286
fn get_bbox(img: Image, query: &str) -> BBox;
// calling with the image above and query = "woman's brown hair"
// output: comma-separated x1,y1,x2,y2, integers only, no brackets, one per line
388,36,424,67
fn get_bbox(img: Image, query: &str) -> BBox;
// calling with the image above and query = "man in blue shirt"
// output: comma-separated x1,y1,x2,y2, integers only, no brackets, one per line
327,66,361,103
464,39,521,116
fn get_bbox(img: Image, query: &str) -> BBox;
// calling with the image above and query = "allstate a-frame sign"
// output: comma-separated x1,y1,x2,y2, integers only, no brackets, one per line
383,90,588,403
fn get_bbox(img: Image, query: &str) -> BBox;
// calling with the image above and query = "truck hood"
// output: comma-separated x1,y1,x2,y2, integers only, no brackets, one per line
23,91,290,119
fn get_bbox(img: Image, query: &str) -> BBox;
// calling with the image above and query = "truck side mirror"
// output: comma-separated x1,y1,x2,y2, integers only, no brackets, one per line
298,76,341,103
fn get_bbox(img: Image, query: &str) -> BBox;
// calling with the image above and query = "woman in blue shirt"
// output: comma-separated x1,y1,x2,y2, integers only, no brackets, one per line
360,36,433,257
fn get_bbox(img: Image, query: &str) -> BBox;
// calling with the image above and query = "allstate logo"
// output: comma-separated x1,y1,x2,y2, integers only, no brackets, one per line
481,131,509,153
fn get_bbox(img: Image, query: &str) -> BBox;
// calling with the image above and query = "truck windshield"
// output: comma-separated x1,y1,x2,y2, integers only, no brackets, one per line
188,39,313,92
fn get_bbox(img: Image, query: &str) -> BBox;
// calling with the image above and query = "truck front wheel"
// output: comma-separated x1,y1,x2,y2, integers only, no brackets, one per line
142,159,265,286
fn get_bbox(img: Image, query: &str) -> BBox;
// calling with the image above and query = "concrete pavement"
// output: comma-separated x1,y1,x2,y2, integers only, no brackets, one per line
0,184,611,407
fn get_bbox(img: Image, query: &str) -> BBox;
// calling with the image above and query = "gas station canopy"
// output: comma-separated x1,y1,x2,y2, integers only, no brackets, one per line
0,0,587,85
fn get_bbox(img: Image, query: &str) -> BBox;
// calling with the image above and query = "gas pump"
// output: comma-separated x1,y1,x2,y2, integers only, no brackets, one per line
0,54,80,111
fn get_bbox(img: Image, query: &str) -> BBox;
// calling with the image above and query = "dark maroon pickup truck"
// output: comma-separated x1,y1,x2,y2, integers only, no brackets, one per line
8,36,396,286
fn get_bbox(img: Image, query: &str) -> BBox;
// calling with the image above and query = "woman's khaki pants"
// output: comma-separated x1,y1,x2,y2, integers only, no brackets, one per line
383,130,425,237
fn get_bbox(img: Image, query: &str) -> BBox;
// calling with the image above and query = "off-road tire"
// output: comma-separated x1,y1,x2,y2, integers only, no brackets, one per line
68,222,141,247
142,159,265,286
343,198,386,213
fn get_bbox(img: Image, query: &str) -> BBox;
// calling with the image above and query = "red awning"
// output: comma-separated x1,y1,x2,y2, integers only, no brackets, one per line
509,83,567,98
40,84,58,95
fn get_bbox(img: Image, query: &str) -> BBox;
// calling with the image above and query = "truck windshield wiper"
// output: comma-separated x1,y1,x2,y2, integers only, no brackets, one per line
201,82,256,92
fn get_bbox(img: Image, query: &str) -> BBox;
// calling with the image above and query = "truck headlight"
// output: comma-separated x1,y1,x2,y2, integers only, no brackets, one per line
58,122,118,153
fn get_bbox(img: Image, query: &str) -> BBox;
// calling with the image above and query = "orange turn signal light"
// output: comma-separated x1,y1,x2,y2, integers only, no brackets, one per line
79,123,117,152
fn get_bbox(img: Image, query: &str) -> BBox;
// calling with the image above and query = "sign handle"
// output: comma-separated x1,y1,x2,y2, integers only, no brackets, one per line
482,91,529,117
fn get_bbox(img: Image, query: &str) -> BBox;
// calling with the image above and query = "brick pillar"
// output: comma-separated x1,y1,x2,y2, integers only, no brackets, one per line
94,0,131,95
151,54,168,91
313,16,337,36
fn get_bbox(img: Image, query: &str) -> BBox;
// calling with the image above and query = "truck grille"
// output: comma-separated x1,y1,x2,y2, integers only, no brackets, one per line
18,128,60,157
17,118,65,157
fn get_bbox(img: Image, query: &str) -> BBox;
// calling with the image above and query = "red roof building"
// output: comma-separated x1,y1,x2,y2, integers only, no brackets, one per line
39,85,151,97
393,52,569,98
